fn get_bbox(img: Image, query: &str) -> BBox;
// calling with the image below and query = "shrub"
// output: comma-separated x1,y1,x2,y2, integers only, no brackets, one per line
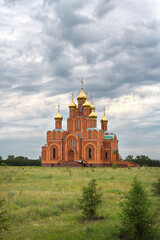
152,179,160,195
1,163,7,167
112,162,117,169
78,178,102,220
119,177,157,240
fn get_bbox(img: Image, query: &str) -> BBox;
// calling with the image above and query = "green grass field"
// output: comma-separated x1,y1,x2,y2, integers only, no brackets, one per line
0,166,160,240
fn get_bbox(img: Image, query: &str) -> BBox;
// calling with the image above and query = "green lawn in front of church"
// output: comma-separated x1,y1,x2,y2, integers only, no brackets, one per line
0,166,160,240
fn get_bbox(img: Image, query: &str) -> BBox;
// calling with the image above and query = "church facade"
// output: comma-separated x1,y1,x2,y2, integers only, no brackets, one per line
42,81,120,167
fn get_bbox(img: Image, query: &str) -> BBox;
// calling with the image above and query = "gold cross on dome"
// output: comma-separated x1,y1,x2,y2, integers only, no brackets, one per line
81,78,84,88
58,103,60,112
104,107,106,114
71,92,74,100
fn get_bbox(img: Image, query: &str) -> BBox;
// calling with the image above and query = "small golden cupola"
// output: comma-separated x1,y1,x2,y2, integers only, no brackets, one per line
83,91,90,109
55,104,63,129
69,92,76,109
55,103,63,120
90,94,95,110
101,107,108,131
101,107,108,122
89,108,97,119
77,79,87,101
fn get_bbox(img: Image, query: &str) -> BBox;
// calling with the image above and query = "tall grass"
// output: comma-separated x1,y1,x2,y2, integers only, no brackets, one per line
0,166,159,240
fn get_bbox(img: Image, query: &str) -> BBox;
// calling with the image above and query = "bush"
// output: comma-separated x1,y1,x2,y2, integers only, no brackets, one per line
152,179,160,195
0,200,9,238
78,178,102,220
1,163,8,167
112,162,117,169
119,177,157,240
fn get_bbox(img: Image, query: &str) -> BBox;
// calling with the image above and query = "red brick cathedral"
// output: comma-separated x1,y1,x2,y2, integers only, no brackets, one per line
42,80,120,167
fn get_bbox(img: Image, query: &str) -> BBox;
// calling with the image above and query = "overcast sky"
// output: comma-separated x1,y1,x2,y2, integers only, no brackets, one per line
0,0,160,160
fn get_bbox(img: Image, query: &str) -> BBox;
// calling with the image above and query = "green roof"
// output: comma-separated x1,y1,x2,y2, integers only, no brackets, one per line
104,135,114,140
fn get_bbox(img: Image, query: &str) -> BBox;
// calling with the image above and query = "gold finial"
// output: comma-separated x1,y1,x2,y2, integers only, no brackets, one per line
71,92,74,100
101,107,108,122
55,103,63,120
81,78,84,89
77,78,87,100
86,91,88,97
69,92,76,109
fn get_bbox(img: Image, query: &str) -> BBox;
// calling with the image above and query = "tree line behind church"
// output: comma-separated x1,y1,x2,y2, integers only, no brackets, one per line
0,154,160,167
0,155,41,166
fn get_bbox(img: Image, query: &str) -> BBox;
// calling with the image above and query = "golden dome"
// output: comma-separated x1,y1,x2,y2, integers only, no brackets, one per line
101,113,108,122
77,79,87,101
89,109,97,119
69,100,76,109
55,104,63,120
101,107,108,122
77,88,87,100
90,101,95,110
83,99,90,109
83,92,90,109
69,92,76,109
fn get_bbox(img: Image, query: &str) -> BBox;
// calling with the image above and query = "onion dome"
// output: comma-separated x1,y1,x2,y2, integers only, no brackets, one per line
77,79,87,101
55,104,63,120
101,107,108,122
90,94,95,110
83,92,90,109
89,109,97,119
69,92,76,109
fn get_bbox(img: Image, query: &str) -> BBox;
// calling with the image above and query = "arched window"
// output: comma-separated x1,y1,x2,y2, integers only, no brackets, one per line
77,120,79,130
71,111,72,116
54,133,56,139
69,141,70,146
89,147,92,159
91,120,93,127
105,152,108,159
85,110,86,116
74,141,75,147
53,148,56,159
89,132,91,138
56,122,58,129
80,106,82,112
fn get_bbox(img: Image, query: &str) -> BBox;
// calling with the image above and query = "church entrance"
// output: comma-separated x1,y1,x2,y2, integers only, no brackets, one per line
68,150,74,161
